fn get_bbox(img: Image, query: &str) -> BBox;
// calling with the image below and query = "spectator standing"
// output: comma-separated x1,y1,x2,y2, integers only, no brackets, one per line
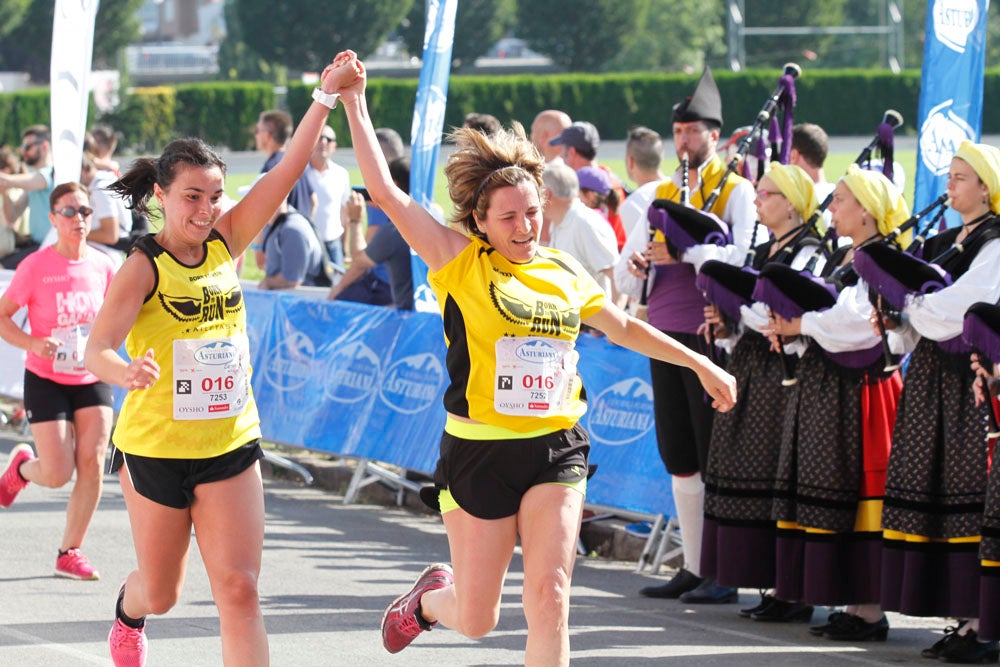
619,126,667,236
530,109,571,165
255,110,314,214
0,125,56,269
304,125,351,269
550,121,627,248
542,162,619,298
80,154,131,268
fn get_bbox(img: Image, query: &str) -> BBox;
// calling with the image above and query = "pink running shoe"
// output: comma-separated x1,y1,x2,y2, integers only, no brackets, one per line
0,443,34,508
381,563,454,654
109,618,147,667
55,548,100,580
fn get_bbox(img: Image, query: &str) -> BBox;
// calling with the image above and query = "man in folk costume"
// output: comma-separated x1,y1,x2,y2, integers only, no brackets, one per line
623,67,758,603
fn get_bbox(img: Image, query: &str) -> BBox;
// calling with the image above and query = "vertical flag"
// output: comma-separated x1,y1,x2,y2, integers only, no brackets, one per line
914,0,988,226
50,0,100,187
409,0,457,313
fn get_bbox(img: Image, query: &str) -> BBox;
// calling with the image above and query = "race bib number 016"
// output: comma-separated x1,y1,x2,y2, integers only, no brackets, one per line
494,336,578,417
172,335,250,420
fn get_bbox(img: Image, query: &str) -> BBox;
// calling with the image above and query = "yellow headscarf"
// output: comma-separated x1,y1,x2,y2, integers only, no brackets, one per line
766,163,820,224
840,164,911,242
954,140,1000,213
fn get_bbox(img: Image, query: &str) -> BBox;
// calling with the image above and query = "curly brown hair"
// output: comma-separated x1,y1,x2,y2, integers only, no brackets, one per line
444,122,546,238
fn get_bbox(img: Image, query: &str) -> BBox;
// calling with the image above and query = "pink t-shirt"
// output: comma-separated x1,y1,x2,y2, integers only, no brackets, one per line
4,246,116,385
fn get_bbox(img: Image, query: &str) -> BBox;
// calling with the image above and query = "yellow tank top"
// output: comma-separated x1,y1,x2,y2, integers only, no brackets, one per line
112,232,262,458
429,237,606,433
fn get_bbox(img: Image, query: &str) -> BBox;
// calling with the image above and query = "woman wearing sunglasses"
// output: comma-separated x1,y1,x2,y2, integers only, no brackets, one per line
0,181,117,582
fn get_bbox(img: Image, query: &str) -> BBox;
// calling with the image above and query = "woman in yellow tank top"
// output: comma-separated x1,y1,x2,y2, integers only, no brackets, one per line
84,52,362,667
331,59,738,666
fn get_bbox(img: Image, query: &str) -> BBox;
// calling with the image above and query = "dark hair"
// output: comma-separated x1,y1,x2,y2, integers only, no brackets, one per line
626,126,663,172
87,124,118,156
49,181,89,209
108,137,226,217
389,157,411,195
22,124,50,143
463,113,502,137
259,110,292,145
792,123,828,168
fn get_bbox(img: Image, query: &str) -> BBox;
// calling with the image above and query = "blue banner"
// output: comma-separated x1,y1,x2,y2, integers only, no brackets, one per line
409,0,458,313
239,289,675,517
914,0,988,225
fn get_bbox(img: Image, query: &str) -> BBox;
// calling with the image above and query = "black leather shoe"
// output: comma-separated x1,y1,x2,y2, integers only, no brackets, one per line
678,577,738,604
921,624,963,659
751,599,814,623
739,593,774,618
822,614,889,642
939,629,1000,664
809,611,847,636
639,569,703,599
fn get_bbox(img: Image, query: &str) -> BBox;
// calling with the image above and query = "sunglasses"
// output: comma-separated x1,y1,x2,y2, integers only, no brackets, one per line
756,190,786,201
319,136,336,144
19,140,42,151
52,205,94,218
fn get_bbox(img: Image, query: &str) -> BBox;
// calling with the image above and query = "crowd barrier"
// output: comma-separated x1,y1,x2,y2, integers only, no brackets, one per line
0,269,677,518
244,288,677,518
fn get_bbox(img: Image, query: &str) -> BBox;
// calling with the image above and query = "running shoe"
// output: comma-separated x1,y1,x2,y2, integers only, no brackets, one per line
55,548,100,580
0,443,34,508
109,618,147,667
380,563,454,654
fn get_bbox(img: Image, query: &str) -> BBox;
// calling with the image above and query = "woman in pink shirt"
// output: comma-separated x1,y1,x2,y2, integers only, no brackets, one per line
0,181,117,580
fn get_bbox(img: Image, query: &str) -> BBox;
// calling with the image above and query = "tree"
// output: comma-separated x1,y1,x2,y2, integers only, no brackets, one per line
397,0,517,69
515,0,644,72
233,0,413,74
607,0,726,73
217,0,279,82
0,0,31,52
0,0,143,82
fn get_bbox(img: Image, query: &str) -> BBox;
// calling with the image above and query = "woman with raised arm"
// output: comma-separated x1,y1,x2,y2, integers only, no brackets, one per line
83,52,361,667
331,60,736,666
0,182,116,580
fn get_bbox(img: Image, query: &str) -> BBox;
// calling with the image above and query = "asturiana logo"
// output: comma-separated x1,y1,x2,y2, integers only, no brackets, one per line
919,99,976,176
194,341,238,366
515,340,561,363
587,378,655,446
933,0,980,53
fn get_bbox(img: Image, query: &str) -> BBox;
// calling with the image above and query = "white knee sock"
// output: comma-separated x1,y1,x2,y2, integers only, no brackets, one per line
672,472,705,577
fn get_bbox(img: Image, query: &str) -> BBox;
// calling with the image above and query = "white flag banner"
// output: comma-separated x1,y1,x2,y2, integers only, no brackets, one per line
50,0,100,186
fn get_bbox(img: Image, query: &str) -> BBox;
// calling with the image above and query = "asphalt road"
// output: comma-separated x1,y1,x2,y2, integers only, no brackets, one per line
0,432,960,666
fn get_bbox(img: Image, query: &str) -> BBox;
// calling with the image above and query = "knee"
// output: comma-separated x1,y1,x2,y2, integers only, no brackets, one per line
211,569,260,613
455,609,499,639
523,568,572,629
142,584,182,616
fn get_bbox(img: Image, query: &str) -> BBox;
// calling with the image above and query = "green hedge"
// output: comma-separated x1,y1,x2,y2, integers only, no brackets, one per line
3,69,999,154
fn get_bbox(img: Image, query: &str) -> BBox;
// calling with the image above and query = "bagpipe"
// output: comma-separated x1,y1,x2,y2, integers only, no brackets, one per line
963,301,1000,439
854,206,999,361
693,111,904,382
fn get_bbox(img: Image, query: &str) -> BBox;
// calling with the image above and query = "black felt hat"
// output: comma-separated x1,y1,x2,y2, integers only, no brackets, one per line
672,67,723,127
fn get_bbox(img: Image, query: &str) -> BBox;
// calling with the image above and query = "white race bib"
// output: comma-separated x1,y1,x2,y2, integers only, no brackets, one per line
172,334,250,420
51,323,90,375
494,336,578,417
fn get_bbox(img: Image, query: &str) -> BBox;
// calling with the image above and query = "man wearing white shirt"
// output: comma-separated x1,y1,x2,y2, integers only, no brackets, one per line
619,126,667,237
542,163,619,299
304,125,351,269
